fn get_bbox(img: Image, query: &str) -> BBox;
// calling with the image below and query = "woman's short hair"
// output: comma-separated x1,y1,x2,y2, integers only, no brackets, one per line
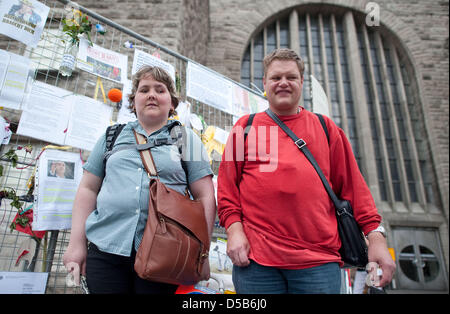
127,65,179,116
263,48,305,78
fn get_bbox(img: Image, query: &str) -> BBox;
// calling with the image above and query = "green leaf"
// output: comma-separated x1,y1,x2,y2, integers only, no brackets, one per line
15,216,29,227
10,222,16,233
4,149,18,168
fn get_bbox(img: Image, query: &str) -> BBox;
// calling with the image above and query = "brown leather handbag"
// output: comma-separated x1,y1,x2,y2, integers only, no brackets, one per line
133,131,210,285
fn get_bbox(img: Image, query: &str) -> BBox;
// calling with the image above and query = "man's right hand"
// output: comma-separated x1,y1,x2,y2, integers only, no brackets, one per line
226,222,250,267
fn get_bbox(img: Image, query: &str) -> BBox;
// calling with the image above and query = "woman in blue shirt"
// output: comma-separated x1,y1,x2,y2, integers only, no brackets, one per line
63,66,216,293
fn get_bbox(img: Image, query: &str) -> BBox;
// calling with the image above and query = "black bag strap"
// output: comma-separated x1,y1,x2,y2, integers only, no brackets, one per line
265,109,343,210
315,113,329,145
243,113,256,143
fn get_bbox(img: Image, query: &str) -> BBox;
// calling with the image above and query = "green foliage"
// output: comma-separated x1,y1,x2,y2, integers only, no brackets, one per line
61,9,93,46
3,148,18,168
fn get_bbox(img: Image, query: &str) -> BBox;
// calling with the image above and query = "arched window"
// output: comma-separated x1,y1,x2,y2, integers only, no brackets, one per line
240,6,442,213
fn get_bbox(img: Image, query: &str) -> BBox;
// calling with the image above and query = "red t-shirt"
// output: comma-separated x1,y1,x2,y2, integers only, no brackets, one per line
217,109,381,269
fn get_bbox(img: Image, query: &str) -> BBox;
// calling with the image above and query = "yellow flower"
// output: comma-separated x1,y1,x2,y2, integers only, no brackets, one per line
61,7,93,45
73,9,82,23
71,19,80,27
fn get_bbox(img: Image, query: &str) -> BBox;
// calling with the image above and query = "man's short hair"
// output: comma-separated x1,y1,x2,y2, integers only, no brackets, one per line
263,48,305,78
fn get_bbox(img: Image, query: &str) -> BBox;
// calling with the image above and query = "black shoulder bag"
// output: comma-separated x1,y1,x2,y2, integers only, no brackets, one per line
265,109,368,268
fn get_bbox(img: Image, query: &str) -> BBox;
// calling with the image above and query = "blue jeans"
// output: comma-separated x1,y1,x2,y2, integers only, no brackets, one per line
232,260,341,294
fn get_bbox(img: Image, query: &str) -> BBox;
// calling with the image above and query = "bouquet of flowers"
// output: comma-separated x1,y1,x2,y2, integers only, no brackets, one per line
59,7,92,76
61,8,92,46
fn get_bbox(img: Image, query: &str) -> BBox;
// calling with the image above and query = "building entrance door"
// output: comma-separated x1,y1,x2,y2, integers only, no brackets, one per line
392,227,448,291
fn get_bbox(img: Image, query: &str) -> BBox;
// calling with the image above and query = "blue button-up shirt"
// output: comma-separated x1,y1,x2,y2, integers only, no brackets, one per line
83,120,213,256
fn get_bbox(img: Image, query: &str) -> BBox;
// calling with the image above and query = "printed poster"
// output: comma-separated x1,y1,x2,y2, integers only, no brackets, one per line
17,81,113,151
17,81,72,145
232,82,268,120
33,149,83,231
232,83,251,117
186,61,233,115
132,49,175,84
0,0,50,48
0,116,12,144
0,272,48,294
64,94,113,151
0,49,33,110
77,38,128,84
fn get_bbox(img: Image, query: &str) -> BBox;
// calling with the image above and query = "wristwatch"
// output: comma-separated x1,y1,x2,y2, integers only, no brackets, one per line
367,225,386,238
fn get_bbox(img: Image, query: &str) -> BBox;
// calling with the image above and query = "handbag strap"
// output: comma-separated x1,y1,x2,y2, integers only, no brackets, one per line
265,109,341,208
133,130,158,177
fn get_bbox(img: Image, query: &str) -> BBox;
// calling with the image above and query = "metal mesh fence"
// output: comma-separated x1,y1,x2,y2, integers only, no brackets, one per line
0,0,257,293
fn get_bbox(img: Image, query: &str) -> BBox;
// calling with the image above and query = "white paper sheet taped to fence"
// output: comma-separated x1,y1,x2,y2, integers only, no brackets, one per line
18,81,113,151
186,61,233,114
132,48,175,83
0,271,49,294
0,49,33,110
0,0,50,48
33,149,83,231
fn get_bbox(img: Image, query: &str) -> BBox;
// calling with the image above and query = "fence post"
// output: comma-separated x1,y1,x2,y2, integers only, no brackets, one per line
44,231,59,273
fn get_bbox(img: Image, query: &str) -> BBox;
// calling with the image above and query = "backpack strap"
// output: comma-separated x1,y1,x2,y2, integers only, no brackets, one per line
133,123,186,177
314,113,329,145
170,123,190,186
169,122,185,156
106,123,126,152
103,123,126,165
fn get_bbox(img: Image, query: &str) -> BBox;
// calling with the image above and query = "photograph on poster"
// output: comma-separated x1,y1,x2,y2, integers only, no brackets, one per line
47,160,75,180
33,149,83,231
77,38,128,84
86,56,122,82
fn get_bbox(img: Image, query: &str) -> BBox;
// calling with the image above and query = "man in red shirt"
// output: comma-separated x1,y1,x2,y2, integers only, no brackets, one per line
217,48,395,293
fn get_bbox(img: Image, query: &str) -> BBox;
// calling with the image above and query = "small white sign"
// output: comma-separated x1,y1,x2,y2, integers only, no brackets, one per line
0,272,48,294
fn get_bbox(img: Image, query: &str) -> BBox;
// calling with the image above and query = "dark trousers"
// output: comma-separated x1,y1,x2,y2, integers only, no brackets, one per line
86,243,178,294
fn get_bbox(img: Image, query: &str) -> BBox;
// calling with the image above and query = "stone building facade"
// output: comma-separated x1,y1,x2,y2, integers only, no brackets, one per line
0,0,447,292
58,0,450,293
